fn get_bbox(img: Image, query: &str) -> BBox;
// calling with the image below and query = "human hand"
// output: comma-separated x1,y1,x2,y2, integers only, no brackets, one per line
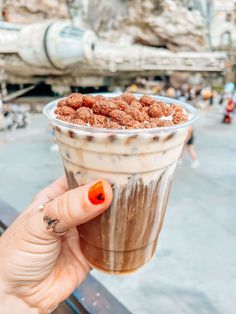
0,176,113,313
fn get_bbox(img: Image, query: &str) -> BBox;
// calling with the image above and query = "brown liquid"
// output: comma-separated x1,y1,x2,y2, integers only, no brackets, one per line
65,167,172,274
51,94,190,274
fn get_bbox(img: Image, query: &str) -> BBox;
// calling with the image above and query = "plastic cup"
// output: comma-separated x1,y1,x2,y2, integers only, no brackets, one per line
44,94,198,274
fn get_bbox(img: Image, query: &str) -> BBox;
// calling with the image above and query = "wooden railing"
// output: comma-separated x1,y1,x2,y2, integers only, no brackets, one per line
0,200,131,314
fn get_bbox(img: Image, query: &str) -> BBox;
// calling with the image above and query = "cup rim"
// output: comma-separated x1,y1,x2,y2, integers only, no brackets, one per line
43,93,199,134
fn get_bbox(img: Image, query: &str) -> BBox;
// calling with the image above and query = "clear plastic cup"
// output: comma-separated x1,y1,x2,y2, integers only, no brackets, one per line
44,94,198,274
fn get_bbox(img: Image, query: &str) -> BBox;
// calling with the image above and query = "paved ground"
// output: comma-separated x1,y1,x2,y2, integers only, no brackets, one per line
0,106,235,314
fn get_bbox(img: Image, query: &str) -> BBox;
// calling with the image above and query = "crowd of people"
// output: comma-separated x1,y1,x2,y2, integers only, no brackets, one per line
159,83,235,111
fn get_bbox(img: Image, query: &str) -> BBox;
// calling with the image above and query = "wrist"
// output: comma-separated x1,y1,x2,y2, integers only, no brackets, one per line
0,293,39,314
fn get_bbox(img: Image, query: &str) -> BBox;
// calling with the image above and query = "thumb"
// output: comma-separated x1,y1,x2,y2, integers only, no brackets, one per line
42,180,112,234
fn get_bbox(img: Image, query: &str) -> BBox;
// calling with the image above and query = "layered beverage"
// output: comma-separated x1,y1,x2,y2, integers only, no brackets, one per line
44,93,197,274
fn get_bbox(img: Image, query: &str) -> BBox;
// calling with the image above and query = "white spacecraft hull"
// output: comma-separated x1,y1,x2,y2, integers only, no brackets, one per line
0,20,227,90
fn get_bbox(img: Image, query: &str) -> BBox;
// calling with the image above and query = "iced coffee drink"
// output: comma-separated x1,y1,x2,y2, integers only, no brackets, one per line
44,93,197,274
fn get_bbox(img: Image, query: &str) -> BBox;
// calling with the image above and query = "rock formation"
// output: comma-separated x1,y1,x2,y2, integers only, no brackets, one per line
1,0,207,51
88,0,207,51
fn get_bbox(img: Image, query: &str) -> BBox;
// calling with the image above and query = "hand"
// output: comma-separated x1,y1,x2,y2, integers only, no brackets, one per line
0,176,112,313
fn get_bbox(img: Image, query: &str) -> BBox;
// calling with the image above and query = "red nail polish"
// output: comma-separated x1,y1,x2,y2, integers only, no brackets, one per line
88,181,105,205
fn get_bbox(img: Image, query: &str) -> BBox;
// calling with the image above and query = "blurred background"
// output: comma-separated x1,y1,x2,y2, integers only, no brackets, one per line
0,1,236,314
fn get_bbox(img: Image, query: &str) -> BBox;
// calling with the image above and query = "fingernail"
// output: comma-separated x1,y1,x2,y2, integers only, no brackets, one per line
88,181,105,205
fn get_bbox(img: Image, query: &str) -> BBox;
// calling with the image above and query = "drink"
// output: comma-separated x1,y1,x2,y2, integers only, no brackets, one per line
44,93,197,274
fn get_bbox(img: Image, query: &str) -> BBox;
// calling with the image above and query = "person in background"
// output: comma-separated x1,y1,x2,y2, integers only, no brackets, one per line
186,126,200,168
176,89,181,100
166,86,176,98
209,90,214,106
190,86,196,101
179,126,200,168
222,97,235,124
179,90,187,102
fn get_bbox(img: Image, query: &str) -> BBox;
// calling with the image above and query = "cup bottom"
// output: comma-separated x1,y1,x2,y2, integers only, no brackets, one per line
79,236,158,274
